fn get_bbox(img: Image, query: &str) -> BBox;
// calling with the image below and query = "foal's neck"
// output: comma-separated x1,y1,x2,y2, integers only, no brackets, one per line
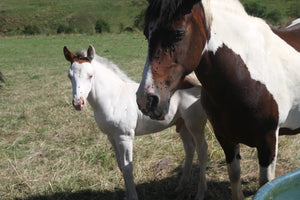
94,60,125,86
87,60,126,109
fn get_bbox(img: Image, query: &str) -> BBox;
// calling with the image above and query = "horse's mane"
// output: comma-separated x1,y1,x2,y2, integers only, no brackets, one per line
144,0,200,36
75,50,135,83
144,0,250,36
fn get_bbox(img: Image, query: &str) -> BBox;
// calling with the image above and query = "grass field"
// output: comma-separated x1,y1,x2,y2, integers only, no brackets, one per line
0,34,299,200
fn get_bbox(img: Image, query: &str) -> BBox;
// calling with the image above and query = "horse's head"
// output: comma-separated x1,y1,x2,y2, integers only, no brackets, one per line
136,0,208,120
64,45,95,111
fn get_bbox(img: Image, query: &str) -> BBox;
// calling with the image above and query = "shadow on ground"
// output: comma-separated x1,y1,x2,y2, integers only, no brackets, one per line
15,165,257,200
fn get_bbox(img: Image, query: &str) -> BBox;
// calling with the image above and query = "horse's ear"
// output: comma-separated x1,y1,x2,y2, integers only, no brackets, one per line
64,46,74,62
87,45,95,61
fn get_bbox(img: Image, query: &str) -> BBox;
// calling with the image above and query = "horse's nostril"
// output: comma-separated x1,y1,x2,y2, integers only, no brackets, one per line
147,93,159,111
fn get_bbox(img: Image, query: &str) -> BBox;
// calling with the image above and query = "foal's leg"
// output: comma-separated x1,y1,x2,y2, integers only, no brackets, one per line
187,120,208,200
176,125,196,192
113,134,138,200
107,135,122,169
257,129,278,186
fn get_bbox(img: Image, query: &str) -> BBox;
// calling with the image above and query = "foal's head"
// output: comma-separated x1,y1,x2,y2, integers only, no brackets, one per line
64,45,95,110
136,0,208,119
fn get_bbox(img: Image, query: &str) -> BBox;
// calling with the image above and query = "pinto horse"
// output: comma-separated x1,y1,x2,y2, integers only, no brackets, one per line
64,45,208,200
136,0,300,199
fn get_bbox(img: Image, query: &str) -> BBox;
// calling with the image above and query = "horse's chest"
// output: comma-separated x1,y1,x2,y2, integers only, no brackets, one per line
199,49,279,146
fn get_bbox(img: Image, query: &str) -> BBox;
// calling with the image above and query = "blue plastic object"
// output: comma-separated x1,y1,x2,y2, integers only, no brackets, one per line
253,168,300,200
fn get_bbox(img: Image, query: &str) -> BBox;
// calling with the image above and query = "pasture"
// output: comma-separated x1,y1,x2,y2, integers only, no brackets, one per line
0,34,299,200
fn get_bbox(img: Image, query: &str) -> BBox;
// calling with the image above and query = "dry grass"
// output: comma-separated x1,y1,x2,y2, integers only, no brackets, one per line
0,34,299,200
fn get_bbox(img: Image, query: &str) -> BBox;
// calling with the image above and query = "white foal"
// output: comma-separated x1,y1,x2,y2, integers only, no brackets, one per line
64,45,208,200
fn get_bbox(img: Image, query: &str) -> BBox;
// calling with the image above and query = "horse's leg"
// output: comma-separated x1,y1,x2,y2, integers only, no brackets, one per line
226,144,244,200
218,141,245,200
257,129,278,186
114,134,138,200
185,118,208,200
176,124,196,193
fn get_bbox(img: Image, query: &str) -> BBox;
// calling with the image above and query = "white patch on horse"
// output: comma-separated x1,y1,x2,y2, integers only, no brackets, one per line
204,0,300,129
201,42,208,56
141,55,155,94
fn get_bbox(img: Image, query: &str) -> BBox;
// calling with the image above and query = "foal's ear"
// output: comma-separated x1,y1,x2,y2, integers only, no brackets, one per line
87,45,95,61
63,46,74,62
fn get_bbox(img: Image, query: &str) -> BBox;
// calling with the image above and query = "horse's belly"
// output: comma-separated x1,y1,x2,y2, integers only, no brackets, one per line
280,103,300,130
201,87,278,147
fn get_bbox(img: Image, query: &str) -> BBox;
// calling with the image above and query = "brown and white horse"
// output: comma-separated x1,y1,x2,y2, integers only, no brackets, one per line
136,0,300,199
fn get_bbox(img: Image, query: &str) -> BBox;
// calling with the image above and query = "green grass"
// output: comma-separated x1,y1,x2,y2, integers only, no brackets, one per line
0,34,299,200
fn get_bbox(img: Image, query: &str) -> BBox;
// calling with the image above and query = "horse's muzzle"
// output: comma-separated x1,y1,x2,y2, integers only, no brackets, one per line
72,97,85,111
137,93,166,120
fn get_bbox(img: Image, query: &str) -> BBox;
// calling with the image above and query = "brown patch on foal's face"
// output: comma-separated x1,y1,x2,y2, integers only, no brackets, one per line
63,47,91,64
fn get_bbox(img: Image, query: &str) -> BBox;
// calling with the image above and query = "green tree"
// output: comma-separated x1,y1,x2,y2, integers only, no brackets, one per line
95,18,110,33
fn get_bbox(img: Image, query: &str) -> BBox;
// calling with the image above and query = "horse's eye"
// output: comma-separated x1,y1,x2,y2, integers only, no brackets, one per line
174,30,185,42
88,75,93,79
164,30,185,46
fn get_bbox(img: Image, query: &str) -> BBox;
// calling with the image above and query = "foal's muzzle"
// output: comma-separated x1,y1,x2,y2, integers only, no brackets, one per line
72,96,85,111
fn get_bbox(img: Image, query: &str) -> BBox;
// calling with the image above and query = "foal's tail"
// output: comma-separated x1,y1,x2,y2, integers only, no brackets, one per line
185,72,202,88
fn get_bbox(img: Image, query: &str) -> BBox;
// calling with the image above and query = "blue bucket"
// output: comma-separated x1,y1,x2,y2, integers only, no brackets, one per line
253,168,300,200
